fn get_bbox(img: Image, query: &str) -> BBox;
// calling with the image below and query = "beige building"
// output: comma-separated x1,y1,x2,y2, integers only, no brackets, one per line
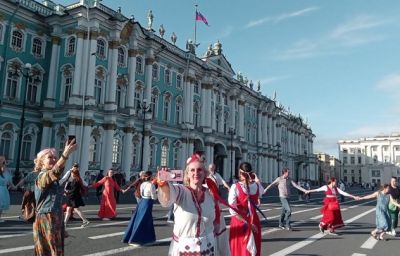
316,153,341,184
338,135,400,185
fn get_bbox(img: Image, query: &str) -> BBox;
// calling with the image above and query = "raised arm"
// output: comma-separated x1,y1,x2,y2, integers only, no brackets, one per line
337,188,359,199
263,178,279,194
291,180,307,193
306,185,327,194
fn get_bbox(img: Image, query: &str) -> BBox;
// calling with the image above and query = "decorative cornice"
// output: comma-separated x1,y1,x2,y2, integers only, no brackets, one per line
52,36,61,45
128,49,139,57
238,100,246,106
76,31,86,38
123,127,135,133
42,120,53,127
108,40,120,49
15,23,26,30
90,31,100,40
143,130,152,136
201,83,213,90
145,57,155,65
83,119,95,126
102,123,116,130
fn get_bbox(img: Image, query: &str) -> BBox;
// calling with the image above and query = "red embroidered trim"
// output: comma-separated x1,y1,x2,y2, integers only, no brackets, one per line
187,186,205,238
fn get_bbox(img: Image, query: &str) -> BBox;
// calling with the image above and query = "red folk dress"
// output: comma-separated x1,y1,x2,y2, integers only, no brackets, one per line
320,186,344,231
92,176,121,219
229,183,261,256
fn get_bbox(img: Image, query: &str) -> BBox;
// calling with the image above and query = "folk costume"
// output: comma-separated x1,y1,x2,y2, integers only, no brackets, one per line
122,180,157,245
228,182,263,256
92,176,122,219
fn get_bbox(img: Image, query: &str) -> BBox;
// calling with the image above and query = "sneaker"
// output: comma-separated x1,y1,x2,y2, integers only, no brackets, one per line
102,218,111,221
285,226,292,231
278,224,285,230
81,221,90,228
319,224,324,233
327,230,338,236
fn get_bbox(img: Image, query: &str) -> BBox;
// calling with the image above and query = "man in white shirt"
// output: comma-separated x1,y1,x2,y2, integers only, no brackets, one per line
208,164,230,192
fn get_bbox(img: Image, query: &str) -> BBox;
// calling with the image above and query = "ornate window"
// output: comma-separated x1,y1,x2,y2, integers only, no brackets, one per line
151,88,159,119
66,36,76,56
173,141,182,168
194,81,199,94
136,56,143,73
165,69,171,84
160,139,169,167
26,76,39,104
152,63,159,80
11,30,23,51
134,82,143,110
149,137,157,167
193,101,201,128
89,136,97,162
117,47,126,67
0,132,12,159
175,96,183,125
32,38,43,57
94,67,106,104
163,93,171,122
116,85,122,107
96,39,106,59
176,74,182,89
61,65,73,103
112,138,121,164
21,134,32,160
5,71,19,100
132,135,140,168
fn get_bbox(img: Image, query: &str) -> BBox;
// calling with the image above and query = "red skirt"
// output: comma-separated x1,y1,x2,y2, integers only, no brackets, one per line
320,197,344,230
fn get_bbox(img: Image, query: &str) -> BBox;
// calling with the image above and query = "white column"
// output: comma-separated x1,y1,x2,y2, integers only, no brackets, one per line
79,124,92,175
262,113,267,145
144,51,154,102
268,115,273,146
71,33,84,97
85,36,97,99
183,80,191,123
41,124,52,148
200,85,207,127
257,111,262,146
80,35,90,98
127,49,137,110
102,127,114,170
45,36,60,102
122,126,134,178
257,154,263,181
229,95,236,128
106,41,118,106
205,144,213,166
238,101,245,139
142,131,150,171
189,81,194,124
180,142,188,168
223,157,228,180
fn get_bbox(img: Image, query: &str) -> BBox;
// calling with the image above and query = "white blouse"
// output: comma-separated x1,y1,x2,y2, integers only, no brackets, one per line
228,182,263,216
313,185,353,198
140,181,157,199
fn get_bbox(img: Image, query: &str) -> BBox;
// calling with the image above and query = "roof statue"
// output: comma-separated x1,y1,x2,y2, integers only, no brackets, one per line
171,32,177,45
186,39,196,54
213,40,222,55
204,44,213,57
159,24,165,38
147,10,154,30
249,80,253,90
257,80,261,92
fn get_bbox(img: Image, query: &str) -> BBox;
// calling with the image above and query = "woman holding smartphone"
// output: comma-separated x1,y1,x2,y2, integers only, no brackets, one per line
156,153,230,256
122,171,156,245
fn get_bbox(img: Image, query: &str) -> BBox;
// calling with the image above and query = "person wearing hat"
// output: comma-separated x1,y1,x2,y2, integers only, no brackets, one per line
305,177,359,235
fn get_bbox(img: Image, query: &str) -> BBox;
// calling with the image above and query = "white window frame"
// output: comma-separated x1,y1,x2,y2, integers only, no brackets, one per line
117,47,126,67
65,36,76,56
31,37,44,58
165,68,171,85
176,74,182,89
152,63,159,81
96,38,107,60
136,56,143,74
10,29,25,52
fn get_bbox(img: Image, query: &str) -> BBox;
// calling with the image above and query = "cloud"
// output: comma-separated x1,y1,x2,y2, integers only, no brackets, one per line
274,15,393,60
376,73,400,92
245,6,319,28
257,75,290,85
346,124,400,138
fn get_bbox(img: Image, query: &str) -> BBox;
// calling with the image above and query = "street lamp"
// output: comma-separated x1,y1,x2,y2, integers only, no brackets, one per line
228,127,236,184
275,142,281,177
14,63,35,178
137,99,152,171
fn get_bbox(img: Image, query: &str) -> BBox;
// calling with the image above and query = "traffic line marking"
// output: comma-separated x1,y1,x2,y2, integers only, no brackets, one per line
352,254,367,256
361,236,378,249
89,232,124,239
0,246,34,254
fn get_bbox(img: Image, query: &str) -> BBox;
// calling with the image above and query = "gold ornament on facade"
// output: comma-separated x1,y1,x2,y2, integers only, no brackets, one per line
15,23,26,30
96,68,105,79
52,36,61,45
120,21,133,41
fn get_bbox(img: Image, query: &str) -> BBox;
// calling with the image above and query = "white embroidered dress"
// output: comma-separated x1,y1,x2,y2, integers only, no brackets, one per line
158,183,230,256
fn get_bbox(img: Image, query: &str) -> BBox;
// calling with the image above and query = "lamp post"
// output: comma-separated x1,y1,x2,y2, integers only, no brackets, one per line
138,99,151,171
276,142,281,177
14,63,33,178
228,127,236,184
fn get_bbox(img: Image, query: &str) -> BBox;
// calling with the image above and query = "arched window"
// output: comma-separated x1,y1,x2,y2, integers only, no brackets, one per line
176,74,182,89
26,76,39,104
152,63,159,80
134,82,143,110
0,132,12,159
151,89,159,119
112,138,121,164
193,101,200,128
136,56,143,73
32,38,43,57
11,30,23,50
5,70,19,99
165,69,171,84
21,134,32,160
160,140,169,167
96,39,106,59
61,65,73,103
175,97,183,125
149,137,157,167
132,135,140,168
173,141,182,169
116,85,122,107
117,47,125,67
66,37,76,56
89,136,97,162
194,81,199,94
95,67,105,104
163,93,171,122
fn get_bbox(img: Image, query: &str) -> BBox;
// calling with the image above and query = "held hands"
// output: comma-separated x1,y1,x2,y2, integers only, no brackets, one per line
354,196,361,200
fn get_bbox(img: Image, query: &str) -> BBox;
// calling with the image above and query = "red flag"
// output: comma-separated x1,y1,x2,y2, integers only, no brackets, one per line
196,11,209,26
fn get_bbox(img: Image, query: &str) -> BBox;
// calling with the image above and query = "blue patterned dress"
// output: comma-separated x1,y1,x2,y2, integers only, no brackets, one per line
376,191,391,232
0,171,12,211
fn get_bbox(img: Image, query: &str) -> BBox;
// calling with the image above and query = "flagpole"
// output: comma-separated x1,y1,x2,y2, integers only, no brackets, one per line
194,4,198,46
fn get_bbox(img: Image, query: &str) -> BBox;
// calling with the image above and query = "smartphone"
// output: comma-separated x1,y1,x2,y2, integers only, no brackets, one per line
68,135,76,144
158,169,184,182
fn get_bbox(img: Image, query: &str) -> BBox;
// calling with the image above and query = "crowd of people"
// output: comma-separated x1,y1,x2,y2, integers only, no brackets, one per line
0,145,400,255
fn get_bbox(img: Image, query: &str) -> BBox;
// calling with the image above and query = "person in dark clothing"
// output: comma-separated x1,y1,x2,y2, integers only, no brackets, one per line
113,170,124,203
95,170,104,202
387,177,400,236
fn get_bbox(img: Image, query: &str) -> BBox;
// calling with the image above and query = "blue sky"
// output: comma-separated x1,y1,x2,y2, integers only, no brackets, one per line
57,0,400,157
